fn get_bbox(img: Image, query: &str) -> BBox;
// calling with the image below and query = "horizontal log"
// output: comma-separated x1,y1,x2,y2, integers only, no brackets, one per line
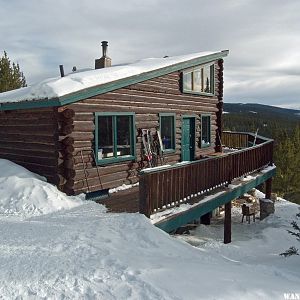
59,144,75,155
74,174,139,192
83,98,218,112
0,141,57,152
64,178,75,189
147,76,179,85
59,108,75,119
70,132,94,141
59,153,73,161
91,93,217,108
126,82,181,95
5,107,55,114
64,168,76,179
9,160,58,175
73,176,139,194
73,121,95,132
0,124,56,135
113,88,219,105
0,134,55,144
70,103,218,114
135,114,158,122
74,162,140,180
0,147,59,159
63,186,75,195
73,113,94,121
58,158,74,169
61,136,75,145
94,91,218,107
58,116,74,125
58,174,67,186
73,141,93,149
59,124,74,136
58,163,76,178
0,152,57,166
0,117,55,126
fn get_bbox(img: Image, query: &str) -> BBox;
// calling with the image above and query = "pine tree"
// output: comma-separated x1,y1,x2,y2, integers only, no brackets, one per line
0,51,26,93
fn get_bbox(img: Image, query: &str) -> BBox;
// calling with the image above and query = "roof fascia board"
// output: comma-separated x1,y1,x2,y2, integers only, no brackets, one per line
0,98,60,111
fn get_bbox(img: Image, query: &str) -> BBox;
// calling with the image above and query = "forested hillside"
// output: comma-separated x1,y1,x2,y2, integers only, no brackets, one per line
223,103,300,204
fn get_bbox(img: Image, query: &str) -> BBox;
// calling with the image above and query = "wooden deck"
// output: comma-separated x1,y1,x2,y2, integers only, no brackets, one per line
96,187,139,213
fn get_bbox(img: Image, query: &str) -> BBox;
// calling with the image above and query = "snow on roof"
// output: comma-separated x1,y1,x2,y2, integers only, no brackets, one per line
0,50,227,105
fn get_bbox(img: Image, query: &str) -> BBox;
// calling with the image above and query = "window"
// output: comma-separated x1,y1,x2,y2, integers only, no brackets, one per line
95,112,135,164
201,114,211,148
159,113,176,152
182,64,214,95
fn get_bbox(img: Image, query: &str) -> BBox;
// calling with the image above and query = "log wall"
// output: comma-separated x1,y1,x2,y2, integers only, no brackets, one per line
0,107,60,184
63,60,223,195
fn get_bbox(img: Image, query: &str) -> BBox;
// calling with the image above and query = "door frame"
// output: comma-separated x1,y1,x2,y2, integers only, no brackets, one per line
181,115,196,161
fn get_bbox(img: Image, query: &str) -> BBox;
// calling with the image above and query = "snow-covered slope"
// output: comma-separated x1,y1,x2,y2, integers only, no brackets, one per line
0,159,299,299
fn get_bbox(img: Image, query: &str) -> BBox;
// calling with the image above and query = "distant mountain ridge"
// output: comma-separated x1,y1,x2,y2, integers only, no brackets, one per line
224,103,300,120
223,103,300,139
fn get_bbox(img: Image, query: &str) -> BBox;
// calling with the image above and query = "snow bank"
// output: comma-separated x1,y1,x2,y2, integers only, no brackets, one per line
0,159,84,218
0,51,218,103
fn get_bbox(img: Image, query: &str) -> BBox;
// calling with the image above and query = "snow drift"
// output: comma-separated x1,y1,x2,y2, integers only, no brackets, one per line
0,159,84,218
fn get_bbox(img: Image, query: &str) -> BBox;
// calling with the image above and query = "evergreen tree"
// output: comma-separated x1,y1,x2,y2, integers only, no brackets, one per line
0,51,26,93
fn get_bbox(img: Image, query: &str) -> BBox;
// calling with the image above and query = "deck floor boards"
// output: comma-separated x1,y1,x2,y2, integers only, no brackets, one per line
96,187,139,213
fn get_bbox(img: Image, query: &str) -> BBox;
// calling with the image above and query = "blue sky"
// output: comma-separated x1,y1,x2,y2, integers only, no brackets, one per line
1,0,299,109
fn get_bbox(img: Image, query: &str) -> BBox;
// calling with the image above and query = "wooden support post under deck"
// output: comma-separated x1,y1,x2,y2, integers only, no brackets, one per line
200,212,211,225
139,176,151,218
224,201,232,244
265,177,273,199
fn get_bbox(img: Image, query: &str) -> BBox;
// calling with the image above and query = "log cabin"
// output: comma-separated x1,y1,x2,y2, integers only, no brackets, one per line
0,42,275,242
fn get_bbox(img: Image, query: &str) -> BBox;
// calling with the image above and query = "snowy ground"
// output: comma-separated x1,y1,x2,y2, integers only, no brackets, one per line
0,159,299,299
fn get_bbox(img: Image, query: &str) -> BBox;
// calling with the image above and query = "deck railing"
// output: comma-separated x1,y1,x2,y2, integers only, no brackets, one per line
139,131,274,217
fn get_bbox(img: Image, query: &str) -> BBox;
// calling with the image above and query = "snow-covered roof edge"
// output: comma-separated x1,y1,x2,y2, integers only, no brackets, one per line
0,50,228,111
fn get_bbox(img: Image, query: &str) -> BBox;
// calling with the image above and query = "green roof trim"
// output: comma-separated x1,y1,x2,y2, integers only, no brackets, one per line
0,50,228,111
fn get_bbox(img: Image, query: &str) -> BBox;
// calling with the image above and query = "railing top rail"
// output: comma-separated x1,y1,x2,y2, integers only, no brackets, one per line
139,131,273,176
223,130,274,143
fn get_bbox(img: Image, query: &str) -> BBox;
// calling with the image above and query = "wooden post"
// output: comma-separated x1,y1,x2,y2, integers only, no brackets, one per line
265,177,273,199
139,174,151,218
224,201,231,244
201,212,211,225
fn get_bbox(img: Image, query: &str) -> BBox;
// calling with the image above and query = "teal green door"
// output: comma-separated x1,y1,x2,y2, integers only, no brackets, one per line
182,117,195,161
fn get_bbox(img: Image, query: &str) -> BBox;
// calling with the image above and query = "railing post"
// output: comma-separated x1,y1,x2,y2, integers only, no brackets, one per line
139,174,151,218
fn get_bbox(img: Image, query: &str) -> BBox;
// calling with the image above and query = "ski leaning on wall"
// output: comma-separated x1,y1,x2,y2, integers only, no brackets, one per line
141,129,164,167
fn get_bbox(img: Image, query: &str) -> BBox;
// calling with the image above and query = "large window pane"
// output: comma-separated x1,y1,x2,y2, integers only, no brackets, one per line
116,115,132,156
201,115,211,147
161,115,175,150
183,72,192,91
98,116,113,159
193,69,201,92
203,65,211,93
